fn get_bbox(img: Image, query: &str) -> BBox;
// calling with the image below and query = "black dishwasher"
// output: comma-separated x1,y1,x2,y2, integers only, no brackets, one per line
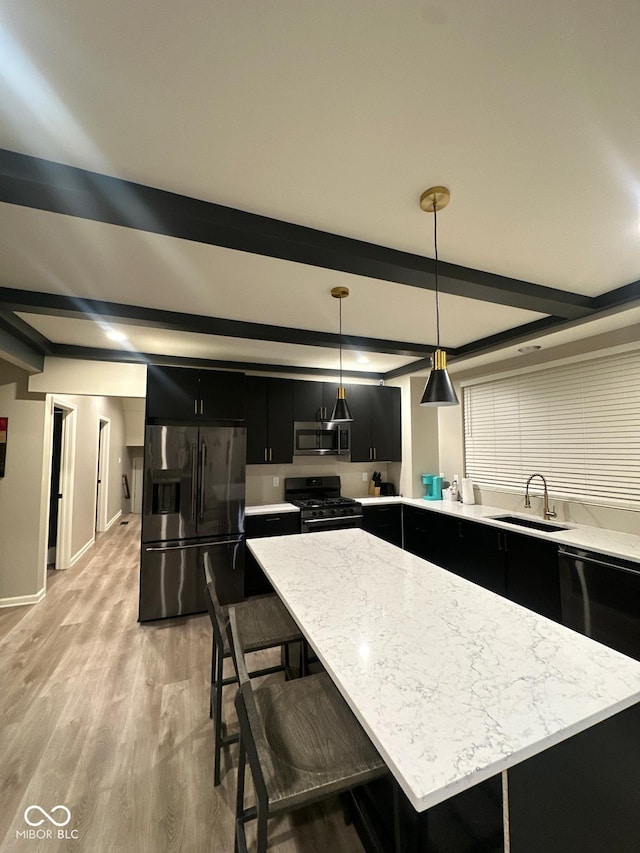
559,546,640,661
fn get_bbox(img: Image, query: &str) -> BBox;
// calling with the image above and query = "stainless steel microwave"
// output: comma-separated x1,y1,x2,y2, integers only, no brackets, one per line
293,422,351,457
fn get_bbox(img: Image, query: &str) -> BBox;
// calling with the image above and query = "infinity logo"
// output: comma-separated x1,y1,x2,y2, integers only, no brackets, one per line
24,805,71,827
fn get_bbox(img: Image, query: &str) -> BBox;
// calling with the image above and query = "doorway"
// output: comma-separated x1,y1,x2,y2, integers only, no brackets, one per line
47,408,64,568
95,418,111,534
46,399,76,574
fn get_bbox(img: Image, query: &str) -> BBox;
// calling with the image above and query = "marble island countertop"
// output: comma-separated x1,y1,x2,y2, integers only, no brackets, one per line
247,496,640,563
247,528,640,812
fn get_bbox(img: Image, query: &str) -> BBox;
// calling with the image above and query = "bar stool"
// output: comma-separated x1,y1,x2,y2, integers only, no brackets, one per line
203,554,305,786
228,606,388,853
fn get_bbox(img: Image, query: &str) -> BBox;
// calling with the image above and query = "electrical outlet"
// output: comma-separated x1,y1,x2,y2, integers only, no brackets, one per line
362,472,368,481
272,476,279,488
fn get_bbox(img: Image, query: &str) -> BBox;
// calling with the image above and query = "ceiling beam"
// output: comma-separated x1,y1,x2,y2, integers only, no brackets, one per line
50,345,384,380
0,287,434,358
0,315,45,372
0,149,595,320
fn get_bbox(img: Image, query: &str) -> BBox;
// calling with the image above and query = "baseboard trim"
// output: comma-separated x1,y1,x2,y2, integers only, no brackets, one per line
104,509,122,532
70,536,95,567
0,587,46,608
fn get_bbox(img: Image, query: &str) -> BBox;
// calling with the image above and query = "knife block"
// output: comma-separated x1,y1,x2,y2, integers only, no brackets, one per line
368,480,381,497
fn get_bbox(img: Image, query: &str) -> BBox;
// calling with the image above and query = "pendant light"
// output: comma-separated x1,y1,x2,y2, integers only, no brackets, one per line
329,286,353,422
419,186,459,407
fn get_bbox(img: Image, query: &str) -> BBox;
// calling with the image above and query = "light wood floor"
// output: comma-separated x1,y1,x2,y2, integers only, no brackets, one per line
0,516,365,853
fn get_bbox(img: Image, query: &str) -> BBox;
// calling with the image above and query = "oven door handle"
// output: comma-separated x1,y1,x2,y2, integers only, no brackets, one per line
304,514,364,525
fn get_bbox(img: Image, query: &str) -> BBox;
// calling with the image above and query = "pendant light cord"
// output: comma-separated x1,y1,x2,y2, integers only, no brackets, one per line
434,200,440,349
339,296,343,384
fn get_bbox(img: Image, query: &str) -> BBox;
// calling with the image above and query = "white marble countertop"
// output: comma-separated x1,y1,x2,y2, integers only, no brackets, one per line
245,502,300,516
248,528,640,812
247,495,640,562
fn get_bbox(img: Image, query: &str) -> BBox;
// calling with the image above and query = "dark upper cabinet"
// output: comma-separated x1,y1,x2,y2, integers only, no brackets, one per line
199,369,246,420
146,366,201,421
245,376,294,464
146,365,245,421
292,380,339,422
350,385,402,463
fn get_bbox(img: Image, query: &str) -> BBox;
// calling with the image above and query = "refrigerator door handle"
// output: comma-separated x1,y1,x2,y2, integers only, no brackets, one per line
145,537,244,552
199,441,207,519
191,442,198,520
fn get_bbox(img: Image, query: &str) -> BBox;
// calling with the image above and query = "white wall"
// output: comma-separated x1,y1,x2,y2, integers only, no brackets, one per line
0,363,47,604
0,357,131,606
52,394,127,560
246,457,391,505
29,357,146,397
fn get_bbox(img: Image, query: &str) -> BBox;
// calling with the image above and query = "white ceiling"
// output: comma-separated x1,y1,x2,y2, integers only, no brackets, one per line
1,0,640,377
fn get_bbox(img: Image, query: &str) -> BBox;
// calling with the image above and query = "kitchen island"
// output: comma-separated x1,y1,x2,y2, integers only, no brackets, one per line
248,528,640,852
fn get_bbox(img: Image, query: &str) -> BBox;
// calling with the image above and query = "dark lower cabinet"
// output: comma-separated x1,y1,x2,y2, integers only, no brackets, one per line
403,507,507,596
456,521,507,597
402,507,561,618
363,504,402,547
504,530,561,622
244,511,301,596
508,702,640,853
402,505,438,559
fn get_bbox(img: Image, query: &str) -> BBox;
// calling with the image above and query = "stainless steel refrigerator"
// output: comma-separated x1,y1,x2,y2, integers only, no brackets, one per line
139,424,246,621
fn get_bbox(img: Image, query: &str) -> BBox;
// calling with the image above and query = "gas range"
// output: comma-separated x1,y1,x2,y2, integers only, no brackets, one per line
284,476,363,532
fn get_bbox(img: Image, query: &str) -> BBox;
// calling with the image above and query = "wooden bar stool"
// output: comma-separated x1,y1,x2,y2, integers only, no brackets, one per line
228,606,388,853
203,554,305,786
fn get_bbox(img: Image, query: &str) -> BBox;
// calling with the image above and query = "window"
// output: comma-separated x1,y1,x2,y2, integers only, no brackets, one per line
463,349,640,509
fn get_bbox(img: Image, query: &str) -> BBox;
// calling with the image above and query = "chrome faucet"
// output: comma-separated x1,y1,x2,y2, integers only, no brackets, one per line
524,473,557,520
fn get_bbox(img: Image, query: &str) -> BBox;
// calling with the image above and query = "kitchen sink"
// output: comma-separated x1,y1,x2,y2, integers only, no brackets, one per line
490,515,569,533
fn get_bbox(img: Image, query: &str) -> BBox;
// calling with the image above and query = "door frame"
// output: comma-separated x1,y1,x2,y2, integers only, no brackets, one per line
95,417,111,533
43,398,77,577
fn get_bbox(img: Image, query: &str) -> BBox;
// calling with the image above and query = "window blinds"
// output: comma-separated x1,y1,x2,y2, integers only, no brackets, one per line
463,349,640,508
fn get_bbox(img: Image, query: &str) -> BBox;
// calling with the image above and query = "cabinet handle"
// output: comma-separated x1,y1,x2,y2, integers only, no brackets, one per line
200,400,204,415
194,399,198,415
503,533,508,553
497,532,503,551
374,447,377,461
264,448,268,463
269,447,272,462
265,516,282,522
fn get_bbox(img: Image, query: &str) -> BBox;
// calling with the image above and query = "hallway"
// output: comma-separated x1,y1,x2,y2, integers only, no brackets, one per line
0,518,363,852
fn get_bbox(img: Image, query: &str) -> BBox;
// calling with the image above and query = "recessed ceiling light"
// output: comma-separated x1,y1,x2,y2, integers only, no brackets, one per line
106,330,128,343
517,345,542,354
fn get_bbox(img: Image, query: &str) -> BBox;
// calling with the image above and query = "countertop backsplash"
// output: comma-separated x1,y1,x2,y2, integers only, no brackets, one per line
245,458,390,506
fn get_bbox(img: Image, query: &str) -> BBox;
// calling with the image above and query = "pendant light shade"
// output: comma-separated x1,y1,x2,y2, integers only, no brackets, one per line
419,186,459,408
420,349,459,406
329,286,354,422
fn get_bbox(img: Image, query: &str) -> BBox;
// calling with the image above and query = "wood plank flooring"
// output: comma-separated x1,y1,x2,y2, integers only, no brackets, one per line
0,517,365,853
